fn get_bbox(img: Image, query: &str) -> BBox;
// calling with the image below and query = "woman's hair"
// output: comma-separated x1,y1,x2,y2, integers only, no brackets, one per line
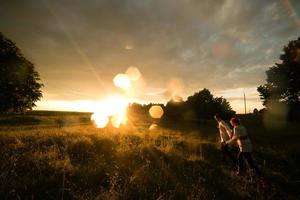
230,117,240,125
214,114,221,119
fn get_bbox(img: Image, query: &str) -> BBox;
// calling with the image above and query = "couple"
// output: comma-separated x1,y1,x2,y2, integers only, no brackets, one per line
214,114,260,175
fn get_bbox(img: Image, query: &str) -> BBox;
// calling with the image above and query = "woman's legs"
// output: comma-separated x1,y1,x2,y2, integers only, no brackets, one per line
237,152,244,174
223,145,237,165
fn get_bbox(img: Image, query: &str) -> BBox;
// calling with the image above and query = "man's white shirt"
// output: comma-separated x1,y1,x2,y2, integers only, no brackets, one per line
226,125,253,152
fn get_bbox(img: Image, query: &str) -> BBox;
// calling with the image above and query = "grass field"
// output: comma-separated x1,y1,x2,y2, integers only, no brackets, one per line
0,111,299,200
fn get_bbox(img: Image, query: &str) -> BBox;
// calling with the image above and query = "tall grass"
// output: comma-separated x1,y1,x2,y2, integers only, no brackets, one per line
0,112,299,199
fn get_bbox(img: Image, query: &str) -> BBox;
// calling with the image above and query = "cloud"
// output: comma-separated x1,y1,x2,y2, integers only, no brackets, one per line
0,0,299,112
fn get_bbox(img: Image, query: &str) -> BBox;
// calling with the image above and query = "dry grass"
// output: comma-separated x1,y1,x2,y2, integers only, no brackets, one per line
0,112,299,199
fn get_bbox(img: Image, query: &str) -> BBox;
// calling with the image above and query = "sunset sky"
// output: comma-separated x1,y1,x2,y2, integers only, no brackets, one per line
1,0,299,113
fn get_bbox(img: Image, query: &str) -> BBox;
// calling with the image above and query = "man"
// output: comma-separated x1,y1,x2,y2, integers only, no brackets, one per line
226,117,260,175
214,114,236,164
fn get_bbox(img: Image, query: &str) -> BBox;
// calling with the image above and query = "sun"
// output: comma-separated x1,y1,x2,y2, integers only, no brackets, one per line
91,96,129,128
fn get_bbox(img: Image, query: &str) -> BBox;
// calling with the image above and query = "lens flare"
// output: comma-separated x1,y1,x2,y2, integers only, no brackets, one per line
113,74,131,90
124,44,133,50
126,67,142,81
165,78,184,101
149,105,164,119
263,101,288,130
282,0,300,30
149,123,158,130
91,96,129,128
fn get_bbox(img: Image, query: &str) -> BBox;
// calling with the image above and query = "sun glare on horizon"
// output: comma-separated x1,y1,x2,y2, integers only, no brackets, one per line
91,67,145,128
91,96,129,128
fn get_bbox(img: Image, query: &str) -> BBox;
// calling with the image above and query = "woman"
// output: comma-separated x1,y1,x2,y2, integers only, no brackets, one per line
225,117,260,175
214,114,236,164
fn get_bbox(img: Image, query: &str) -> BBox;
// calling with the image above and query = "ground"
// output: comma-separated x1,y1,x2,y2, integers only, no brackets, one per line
0,111,299,200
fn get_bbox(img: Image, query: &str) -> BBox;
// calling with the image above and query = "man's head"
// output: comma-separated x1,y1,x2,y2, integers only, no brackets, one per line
230,117,240,127
214,114,222,122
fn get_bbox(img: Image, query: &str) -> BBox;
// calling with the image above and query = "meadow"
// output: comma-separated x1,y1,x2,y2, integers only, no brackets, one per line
0,111,299,200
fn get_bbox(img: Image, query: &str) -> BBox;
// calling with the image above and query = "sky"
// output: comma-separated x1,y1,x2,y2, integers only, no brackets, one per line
0,0,299,113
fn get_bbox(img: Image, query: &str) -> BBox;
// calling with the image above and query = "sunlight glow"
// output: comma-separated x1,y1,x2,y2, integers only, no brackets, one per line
149,123,158,130
166,78,184,100
126,67,142,81
113,74,131,90
124,44,133,50
91,96,129,128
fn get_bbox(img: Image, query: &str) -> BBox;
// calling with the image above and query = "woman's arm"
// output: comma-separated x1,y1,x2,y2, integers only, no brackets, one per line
221,121,233,138
226,128,238,145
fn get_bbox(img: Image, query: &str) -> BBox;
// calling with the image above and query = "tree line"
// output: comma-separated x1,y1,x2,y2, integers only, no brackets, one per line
127,88,235,121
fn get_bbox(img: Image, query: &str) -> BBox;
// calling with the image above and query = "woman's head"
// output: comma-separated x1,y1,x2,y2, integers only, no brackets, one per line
214,114,222,122
230,117,240,127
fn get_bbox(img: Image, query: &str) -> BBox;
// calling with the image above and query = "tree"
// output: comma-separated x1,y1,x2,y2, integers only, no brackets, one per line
0,33,43,113
184,88,235,119
163,88,235,120
185,88,215,119
127,103,163,116
164,99,184,120
257,37,300,120
213,96,234,119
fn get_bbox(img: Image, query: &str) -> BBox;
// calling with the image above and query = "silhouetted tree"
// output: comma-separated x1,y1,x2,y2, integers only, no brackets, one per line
259,108,266,114
164,99,184,120
184,88,215,119
0,33,43,113
127,103,164,117
163,88,235,120
213,96,234,119
253,108,259,114
257,37,300,120
127,103,148,115
184,88,235,119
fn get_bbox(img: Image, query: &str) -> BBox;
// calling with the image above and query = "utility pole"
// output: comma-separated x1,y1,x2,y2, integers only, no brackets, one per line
244,92,247,114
